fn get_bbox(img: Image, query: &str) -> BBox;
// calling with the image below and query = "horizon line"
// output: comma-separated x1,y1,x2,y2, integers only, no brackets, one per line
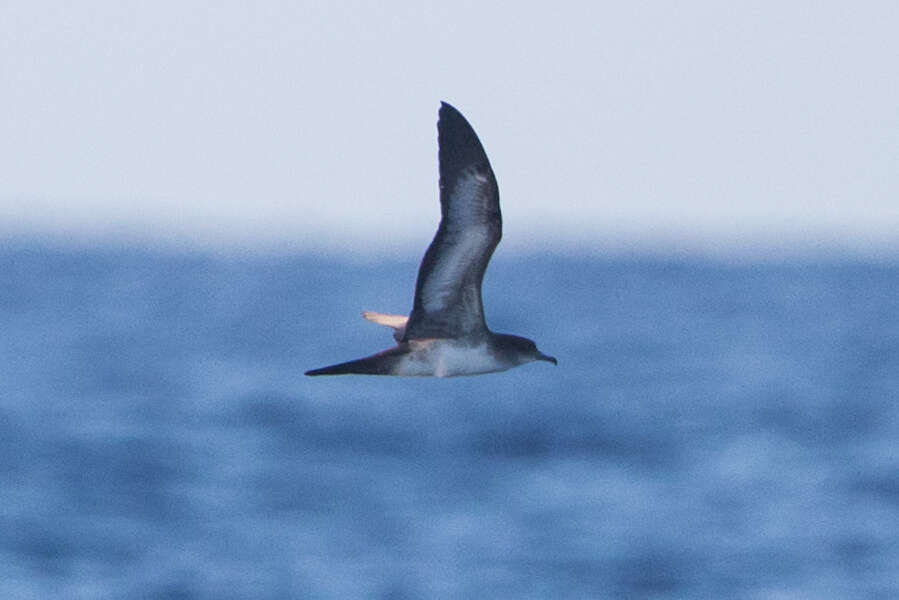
2,227,897,264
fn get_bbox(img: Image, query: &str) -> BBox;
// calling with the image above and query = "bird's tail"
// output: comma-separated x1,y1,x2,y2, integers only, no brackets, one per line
305,345,409,376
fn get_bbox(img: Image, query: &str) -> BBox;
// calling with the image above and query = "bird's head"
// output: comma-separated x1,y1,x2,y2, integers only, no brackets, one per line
495,333,557,367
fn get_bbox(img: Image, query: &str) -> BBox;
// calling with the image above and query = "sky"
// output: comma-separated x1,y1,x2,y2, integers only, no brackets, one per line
2,2,898,257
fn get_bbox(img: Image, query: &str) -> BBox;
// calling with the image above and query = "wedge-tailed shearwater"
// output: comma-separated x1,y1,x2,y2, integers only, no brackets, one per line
305,102,556,377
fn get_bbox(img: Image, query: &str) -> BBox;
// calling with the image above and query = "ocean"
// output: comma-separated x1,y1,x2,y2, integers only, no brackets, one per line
1,244,897,598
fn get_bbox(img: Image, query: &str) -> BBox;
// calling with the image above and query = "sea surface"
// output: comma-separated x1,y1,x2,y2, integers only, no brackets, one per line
1,244,897,599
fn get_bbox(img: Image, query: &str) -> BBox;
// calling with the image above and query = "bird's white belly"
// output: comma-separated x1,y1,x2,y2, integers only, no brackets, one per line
396,340,508,377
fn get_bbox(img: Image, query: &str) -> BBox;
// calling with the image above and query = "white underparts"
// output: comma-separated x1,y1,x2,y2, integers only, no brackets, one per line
395,339,512,377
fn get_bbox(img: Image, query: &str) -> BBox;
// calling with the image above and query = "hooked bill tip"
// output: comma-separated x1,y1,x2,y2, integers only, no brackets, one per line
538,353,558,365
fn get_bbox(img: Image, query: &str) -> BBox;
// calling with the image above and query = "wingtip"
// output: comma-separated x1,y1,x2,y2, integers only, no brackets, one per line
439,100,461,118
436,101,491,176
305,366,344,376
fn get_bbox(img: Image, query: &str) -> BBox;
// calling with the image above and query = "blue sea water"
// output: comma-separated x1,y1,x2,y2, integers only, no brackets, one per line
1,244,897,599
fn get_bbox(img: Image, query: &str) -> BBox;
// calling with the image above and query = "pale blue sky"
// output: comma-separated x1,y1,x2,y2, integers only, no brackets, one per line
3,2,898,256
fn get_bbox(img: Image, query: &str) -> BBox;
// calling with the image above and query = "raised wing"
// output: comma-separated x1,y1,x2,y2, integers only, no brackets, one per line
403,102,502,341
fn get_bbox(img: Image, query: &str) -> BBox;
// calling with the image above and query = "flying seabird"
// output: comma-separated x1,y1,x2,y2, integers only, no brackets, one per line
305,102,557,377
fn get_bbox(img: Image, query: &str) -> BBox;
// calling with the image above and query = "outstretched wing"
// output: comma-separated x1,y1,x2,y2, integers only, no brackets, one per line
305,344,411,376
403,102,501,342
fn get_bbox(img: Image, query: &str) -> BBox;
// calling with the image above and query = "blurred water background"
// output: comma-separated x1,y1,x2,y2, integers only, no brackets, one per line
1,243,897,598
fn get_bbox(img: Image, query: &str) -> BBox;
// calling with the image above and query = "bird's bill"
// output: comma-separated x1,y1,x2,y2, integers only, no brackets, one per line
537,352,558,365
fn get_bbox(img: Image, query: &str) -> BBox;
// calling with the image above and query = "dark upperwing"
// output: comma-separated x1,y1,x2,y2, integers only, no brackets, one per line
402,102,502,342
304,344,411,376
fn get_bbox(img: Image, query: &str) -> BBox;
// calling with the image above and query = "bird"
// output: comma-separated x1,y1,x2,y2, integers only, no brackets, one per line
305,102,556,377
